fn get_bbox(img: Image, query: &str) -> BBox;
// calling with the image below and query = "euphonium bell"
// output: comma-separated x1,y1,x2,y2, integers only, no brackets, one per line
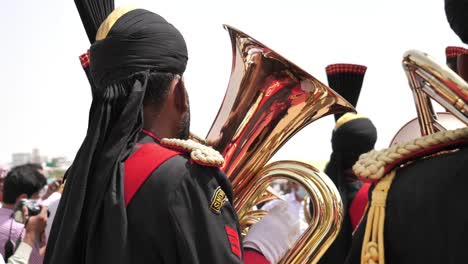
391,50,467,145
205,25,355,263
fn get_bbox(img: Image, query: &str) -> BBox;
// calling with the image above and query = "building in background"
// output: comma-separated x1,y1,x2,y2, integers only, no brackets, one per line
31,148,40,163
11,152,32,166
11,149,69,174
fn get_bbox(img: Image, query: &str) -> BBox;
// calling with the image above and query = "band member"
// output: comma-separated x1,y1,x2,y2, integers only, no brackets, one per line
346,125,468,264
45,6,299,264
345,5,468,261
316,64,376,263
318,113,377,264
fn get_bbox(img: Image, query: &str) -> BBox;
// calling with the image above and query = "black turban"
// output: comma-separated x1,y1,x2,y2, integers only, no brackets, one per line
445,0,468,44
91,9,188,87
45,9,188,264
330,118,377,171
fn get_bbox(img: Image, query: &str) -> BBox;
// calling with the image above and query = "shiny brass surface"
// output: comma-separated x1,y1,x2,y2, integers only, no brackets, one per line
189,132,206,144
303,196,313,224
234,161,343,264
238,209,269,237
204,25,353,263
400,50,468,138
206,25,354,200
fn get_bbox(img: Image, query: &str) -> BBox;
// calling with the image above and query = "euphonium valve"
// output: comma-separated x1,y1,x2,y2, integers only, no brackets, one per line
205,25,355,263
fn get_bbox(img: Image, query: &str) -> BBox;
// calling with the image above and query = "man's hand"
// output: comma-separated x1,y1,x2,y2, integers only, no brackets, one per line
22,206,48,248
42,178,63,199
243,201,300,264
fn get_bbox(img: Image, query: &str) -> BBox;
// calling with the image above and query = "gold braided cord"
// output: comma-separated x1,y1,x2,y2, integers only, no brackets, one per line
355,126,468,264
353,127,468,180
361,171,396,264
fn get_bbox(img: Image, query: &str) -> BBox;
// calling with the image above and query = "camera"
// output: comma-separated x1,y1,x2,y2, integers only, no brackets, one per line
13,199,42,224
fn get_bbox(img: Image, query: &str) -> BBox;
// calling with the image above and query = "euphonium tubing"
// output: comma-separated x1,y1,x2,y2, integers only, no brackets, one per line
234,161,343,264
204,25,354,263
400,50,468,137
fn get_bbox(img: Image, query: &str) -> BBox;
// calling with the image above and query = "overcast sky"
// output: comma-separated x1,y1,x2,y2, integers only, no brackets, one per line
0,0,463,165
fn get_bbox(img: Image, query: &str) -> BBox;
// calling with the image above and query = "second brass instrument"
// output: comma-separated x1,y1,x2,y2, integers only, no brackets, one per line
392,50,468,145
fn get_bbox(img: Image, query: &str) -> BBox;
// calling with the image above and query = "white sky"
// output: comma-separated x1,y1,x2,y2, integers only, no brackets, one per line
0,0,464,164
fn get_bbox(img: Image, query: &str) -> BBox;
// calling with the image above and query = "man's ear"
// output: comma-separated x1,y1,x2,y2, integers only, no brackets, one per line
172,77,188,113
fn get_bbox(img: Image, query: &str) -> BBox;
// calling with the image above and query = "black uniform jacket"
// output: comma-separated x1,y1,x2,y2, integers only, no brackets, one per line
346,146,468,264
126,131,244,264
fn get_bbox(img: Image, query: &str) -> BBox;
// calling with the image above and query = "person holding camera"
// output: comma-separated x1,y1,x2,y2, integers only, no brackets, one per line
0,164,47,264
0,206,48,264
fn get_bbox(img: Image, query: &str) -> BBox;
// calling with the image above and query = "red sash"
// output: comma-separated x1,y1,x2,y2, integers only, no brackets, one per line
349,183,371,231
123,142,270,263
124,143,180,207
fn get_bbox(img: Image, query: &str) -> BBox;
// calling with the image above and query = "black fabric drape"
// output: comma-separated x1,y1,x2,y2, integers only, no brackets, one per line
45,77,147,264
45,9,188,264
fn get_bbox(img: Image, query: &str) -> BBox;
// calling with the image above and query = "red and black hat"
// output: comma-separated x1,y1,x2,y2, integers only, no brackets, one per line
325,63,367,121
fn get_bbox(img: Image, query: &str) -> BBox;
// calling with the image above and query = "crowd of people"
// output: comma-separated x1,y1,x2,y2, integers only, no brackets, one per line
1,0,467,263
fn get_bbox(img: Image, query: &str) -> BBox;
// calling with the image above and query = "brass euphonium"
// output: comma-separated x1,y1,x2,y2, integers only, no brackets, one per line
391,50,467,145
204,25,355,263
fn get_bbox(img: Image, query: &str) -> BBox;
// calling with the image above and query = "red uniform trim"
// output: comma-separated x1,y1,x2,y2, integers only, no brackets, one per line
244,250,270,264
124,143,180,207
225,226,241,259
349,183,371,231
141,129,162,141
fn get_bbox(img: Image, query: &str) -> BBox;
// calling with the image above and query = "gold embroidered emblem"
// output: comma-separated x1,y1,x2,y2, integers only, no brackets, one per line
210,187,227,214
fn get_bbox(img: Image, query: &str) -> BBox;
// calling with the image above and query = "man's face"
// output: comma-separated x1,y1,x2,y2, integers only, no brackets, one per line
174,79,191,140
176,108,190,140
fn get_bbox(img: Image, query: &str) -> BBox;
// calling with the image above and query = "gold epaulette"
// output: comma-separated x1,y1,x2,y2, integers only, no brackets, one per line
353,126,468,181
161,138,225,167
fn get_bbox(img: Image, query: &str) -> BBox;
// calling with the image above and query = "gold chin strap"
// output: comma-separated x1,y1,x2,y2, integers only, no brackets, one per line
96,6,138,41
361,171,396,264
